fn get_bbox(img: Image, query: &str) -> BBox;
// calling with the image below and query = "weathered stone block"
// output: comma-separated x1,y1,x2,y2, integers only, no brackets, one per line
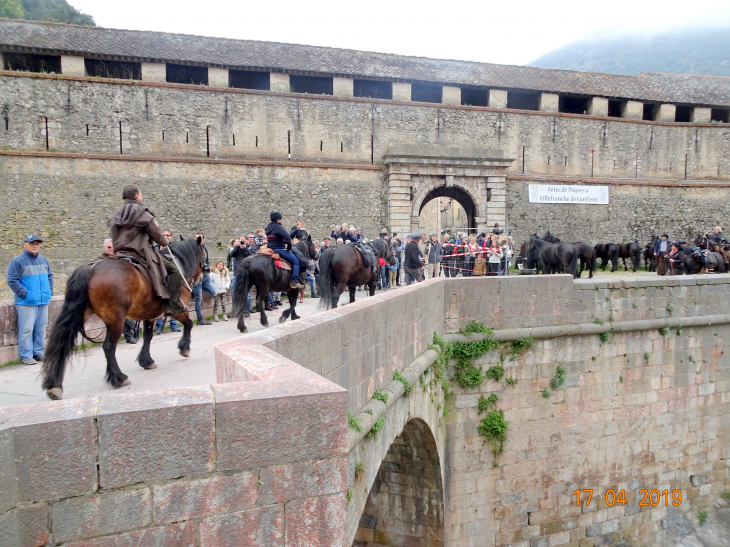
0,503,49,547
489,89,507,109
199,505,283,546
0,398,97,512
621,101,643,120
691,107,711,123
64,522,195,547
285,493,346,546
141,63,166,83
97,386,214,488
587,97,608,117
270,72,290,93
208,68,229,88
153,472,258,524
442,86,461,106
392,82,411,102
333,77,353,98
213,383,347,470
539,93,559,113
653,104,676,122
51,487,152,543
61,55,85,76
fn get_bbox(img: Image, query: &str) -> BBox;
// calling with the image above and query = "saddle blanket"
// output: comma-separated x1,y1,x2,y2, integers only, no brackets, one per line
257,248,292,271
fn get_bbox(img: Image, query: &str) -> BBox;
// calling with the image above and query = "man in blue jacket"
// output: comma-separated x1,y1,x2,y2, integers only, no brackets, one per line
266,211,305,290
7,235,54,365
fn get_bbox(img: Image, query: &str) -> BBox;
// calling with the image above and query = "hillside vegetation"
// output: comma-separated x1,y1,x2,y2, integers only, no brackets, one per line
0,0,94,25
528,29,730,77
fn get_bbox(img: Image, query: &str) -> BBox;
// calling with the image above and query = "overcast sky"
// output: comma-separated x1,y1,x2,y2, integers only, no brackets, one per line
71,0,730,66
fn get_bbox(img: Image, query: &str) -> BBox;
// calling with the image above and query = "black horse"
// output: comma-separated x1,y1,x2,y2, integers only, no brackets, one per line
617,243,642,272
232,237,315,333
693,234,709,250
594,243,619,272
644,236,659,272
318,239,396,309
571,242,598,278
542,231,561,243
684,250,726,275
528,236,578,276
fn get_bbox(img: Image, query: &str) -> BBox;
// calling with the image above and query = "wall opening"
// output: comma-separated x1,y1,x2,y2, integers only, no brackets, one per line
354,79,392,100
3,53,61,74
559,95,589,115
229,70,270,90
675,106,692,123
607,100,622,118
411,84,442,103
84,59,141,80
507,91,540,111
461,88,489,107
642,105,653,121
166,64,208,85
711,109,729,123
418,185,478,236
354,419,443,546
290,75,333,95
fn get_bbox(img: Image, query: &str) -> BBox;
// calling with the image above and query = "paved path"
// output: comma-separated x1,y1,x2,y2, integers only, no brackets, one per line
0,291,372,408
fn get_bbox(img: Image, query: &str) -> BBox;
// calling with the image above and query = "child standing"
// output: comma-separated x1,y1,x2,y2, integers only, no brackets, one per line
211,261,231,321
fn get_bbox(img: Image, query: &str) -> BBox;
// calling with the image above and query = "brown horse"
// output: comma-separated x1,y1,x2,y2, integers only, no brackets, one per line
318,239,396,309
41,237,205,400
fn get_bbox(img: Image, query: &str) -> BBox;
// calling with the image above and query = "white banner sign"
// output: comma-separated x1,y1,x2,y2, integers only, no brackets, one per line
528,184,609,204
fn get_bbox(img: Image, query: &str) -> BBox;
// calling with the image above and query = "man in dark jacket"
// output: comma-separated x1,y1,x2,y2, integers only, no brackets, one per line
266,210,305,289
290,220,309,241
404,233,424,285
108,185,185,314
442,234,455,277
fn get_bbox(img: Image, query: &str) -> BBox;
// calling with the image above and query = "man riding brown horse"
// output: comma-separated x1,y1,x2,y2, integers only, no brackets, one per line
107,185,185,315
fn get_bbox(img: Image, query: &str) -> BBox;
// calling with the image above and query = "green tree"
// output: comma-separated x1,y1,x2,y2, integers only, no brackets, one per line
20,0,95,26
0,0,25,18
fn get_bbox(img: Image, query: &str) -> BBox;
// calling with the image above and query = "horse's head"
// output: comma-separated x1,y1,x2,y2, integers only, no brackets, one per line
168,236,206,284
373,238,396,265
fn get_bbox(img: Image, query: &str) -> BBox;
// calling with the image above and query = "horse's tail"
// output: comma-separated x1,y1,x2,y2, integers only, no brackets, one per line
590,249,598,274
231,259,250,318
42,265,93,393
568,249,579,277
318,249,337,310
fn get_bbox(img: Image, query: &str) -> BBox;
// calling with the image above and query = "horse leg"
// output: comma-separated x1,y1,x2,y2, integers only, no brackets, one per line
368,278,376,296
177,315,194,357
280,288,298,323
103,320,129,388
348,286,356,303
257,290,269,327
136,319,157,370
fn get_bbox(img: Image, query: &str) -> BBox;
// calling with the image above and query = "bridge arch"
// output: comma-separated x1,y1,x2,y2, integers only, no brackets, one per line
353,418,444,546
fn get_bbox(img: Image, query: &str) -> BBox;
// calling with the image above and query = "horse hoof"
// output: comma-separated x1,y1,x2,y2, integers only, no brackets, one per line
46,387,63,400
144,362,158,370
121,378,131,387
179,349,190,358
279,315,287,324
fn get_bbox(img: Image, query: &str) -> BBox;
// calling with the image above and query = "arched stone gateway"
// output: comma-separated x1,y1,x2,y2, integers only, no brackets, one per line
384,144,515,238
417,185,479,234
354,419,444,546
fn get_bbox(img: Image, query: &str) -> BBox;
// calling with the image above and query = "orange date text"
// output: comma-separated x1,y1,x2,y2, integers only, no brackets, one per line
573,489,682,507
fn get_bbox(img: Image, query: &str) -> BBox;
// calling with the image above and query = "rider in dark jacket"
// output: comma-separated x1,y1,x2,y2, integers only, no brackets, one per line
266,210,305,289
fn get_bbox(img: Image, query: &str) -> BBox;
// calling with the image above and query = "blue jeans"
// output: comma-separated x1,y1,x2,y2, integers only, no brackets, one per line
155,318,179,330
193,274,218,321
272,248,300,282
307,275,317,296
16,304,48,360
379,266,388,288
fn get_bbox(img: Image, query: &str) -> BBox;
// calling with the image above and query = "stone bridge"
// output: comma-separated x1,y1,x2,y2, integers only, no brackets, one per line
1,275,729,546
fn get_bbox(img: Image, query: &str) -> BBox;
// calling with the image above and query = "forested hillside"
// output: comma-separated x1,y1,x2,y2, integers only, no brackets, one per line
529,29,730,77
0,0,94,25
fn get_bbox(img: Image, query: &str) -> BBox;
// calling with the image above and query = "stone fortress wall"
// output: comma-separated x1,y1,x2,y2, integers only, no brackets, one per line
1,72,730,296
1,274,728,546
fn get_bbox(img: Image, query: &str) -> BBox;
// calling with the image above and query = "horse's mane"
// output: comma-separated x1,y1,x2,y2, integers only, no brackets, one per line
168,238,201,279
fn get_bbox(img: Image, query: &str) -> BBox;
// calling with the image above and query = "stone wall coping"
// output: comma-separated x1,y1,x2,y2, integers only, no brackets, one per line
509,174,730,187
1,70,725,129
445,313,730,342
0,149,384,172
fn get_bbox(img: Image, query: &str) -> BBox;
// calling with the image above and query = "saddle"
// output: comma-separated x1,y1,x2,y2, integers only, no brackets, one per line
354,241,376,269
257,247,292,271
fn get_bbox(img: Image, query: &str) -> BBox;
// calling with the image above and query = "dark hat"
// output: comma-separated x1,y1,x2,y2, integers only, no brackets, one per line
324,236,330,241
661,234,669,238
269,210,282,221
431,233,437,237
24,235,43,243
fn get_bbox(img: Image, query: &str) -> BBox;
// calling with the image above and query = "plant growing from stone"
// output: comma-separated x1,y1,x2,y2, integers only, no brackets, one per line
600,330,613,343
505,377,518,386
511,337,535,354
485,365,505,382
348,413,362,433
550,365,566,390
593,319,604,325
542,388,552,398
393,370,411,396
676,324,682,336
477,410,509,455
346,489,353,505
454,359,484,389
698,511,707,525
355,462,365,481
366,416,385,439
644,352,650,361
478,393,499,414
372,390,388,404
666,302,675,314
461,320,490,336
659,326,669,336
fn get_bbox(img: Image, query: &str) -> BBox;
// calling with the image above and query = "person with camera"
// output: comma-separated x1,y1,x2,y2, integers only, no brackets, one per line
229,235,253,316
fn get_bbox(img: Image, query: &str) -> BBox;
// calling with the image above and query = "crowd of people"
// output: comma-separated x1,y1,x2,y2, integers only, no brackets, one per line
653,226,724,276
